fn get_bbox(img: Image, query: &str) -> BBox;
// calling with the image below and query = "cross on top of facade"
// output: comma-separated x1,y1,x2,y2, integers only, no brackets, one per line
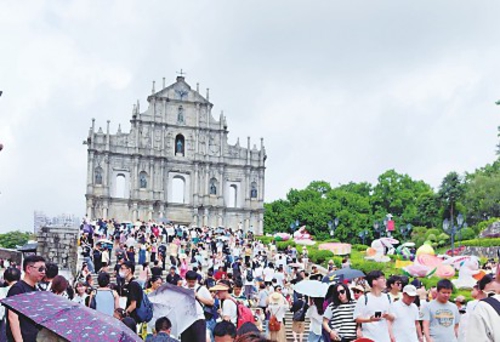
176,69,186,77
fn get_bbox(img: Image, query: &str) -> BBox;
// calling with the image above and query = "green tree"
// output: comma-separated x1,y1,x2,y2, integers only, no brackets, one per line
464,159,500,224
438,171,465,222
0,231,31,249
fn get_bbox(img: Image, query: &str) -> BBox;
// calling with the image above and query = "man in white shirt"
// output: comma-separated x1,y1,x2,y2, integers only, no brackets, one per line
263,263,275,286
212,283,238,325
183,270,214,342
273,266,286,288
354,270,394,342
392,285,423,342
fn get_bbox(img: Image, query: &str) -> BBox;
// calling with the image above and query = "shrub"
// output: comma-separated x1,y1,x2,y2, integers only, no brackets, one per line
308,249,334,264
425,229,440,240
460,238,500,247
352,244,370,251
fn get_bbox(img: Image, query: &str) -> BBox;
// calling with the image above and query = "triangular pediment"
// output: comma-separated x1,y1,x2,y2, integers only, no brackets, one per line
148,77,210,104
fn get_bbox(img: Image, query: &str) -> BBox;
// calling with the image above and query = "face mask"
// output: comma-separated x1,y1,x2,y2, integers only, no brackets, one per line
119,271,127,278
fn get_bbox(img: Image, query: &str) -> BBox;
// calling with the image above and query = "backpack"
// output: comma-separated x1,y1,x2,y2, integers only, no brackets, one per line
364,292,391,305
134,283,154,323
230,298,256,328
268,308,281,332
292,300,307,321
246,269,254,282
196,286,215,320
482,296,500,315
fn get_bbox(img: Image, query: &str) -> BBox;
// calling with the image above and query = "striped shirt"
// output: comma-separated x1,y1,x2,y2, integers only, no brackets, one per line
323,300,357,339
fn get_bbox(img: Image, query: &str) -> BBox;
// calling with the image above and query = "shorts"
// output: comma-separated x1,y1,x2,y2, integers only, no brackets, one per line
292,320,305,333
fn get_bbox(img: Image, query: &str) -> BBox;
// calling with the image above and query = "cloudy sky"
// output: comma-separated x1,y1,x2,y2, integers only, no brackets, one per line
1,1,499,233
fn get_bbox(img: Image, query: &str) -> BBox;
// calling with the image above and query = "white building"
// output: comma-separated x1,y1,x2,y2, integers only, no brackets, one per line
84,75,266,233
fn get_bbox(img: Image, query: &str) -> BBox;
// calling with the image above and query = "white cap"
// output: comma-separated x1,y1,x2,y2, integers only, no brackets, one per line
403,285,418,297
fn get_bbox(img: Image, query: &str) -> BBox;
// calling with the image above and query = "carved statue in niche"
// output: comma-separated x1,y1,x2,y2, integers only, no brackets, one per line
139,173,147,189
210,180,217,195
176,139,183,154
177,106,184,124
251,183,258,198
95,169,103,185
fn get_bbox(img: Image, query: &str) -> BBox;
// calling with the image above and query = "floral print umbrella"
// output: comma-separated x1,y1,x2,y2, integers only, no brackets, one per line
1,291,141,342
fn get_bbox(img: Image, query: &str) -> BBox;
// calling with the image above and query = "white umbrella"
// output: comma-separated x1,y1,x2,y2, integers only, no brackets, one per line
293,280,329,298
402,242,415,247
148,283,198,336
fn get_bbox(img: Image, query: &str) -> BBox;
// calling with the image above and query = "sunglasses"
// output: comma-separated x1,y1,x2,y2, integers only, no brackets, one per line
30,265,46,272
338,290,346,295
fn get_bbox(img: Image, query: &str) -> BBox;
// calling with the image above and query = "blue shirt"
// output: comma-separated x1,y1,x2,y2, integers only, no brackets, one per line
145,331,179,342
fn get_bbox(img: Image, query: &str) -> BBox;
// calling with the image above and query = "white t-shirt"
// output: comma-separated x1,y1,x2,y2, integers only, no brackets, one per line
264,267,274,282
254,266,263,280
222,299,238,325
306,305,323,335
353,293,392,342
273,272,285,287
391,300,419,342
189,285,212,320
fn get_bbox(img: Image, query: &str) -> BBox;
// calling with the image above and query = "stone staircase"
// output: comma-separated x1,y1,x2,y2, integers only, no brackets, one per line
283,310,311,341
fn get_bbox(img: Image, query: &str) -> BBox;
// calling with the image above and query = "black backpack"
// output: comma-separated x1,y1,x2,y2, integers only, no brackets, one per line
246,269,254,282
293,300,307,321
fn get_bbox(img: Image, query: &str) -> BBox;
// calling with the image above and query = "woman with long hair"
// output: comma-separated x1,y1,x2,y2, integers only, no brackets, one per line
322,283,357,342
306,297,325,342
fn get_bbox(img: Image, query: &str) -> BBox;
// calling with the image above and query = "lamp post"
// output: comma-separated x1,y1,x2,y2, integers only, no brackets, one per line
399,223,412,240
328,217,339,237
359,229,369,245
442,213,465,256
373,221,384,238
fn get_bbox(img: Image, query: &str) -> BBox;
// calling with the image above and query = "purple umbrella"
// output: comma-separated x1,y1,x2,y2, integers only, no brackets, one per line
1,291,141,342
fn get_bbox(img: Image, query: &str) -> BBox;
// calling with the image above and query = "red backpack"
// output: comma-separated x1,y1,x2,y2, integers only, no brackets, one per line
230,298,256,328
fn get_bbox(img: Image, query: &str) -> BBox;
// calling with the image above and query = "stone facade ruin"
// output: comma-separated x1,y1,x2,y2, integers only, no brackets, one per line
37,226,79,270
84,75,266,233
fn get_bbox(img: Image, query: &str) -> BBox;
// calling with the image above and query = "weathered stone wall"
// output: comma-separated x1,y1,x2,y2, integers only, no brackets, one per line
37,226,79,272
464,246,499,259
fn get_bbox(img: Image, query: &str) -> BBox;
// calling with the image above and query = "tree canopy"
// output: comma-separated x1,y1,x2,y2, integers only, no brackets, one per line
264,159,500,246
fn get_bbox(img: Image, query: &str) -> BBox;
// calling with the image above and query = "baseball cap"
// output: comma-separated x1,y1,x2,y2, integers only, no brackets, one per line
403,285,418,297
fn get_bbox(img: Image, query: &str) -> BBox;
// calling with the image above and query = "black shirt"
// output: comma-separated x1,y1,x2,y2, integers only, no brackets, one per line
125,279,143,323
166,273,182,285
151,266,163,277
6,280,39,342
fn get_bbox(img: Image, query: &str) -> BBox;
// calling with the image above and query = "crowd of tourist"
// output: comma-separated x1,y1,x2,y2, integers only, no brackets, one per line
0,218,499,342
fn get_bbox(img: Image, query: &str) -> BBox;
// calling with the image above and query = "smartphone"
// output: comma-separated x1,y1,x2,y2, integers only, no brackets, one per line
375,311,382,318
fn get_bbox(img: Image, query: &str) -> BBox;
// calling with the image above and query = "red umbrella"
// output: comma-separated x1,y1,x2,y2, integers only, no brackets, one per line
1,291,141,342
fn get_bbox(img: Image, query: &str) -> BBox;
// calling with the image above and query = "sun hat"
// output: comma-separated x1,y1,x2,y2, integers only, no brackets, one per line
210,284,230,292
351,284,365,293
270,292,282,302
403,285,418,297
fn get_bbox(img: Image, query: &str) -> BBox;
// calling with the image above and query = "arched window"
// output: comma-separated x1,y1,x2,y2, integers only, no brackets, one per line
175,134,185,156
250,182,258,199
210,178,217,195
94,167,103,185
228,184,238,207
139,171,148,189
115,174,126,198
171,176,185,203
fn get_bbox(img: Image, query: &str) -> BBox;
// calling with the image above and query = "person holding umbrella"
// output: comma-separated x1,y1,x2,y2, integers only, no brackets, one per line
6,255,46,342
